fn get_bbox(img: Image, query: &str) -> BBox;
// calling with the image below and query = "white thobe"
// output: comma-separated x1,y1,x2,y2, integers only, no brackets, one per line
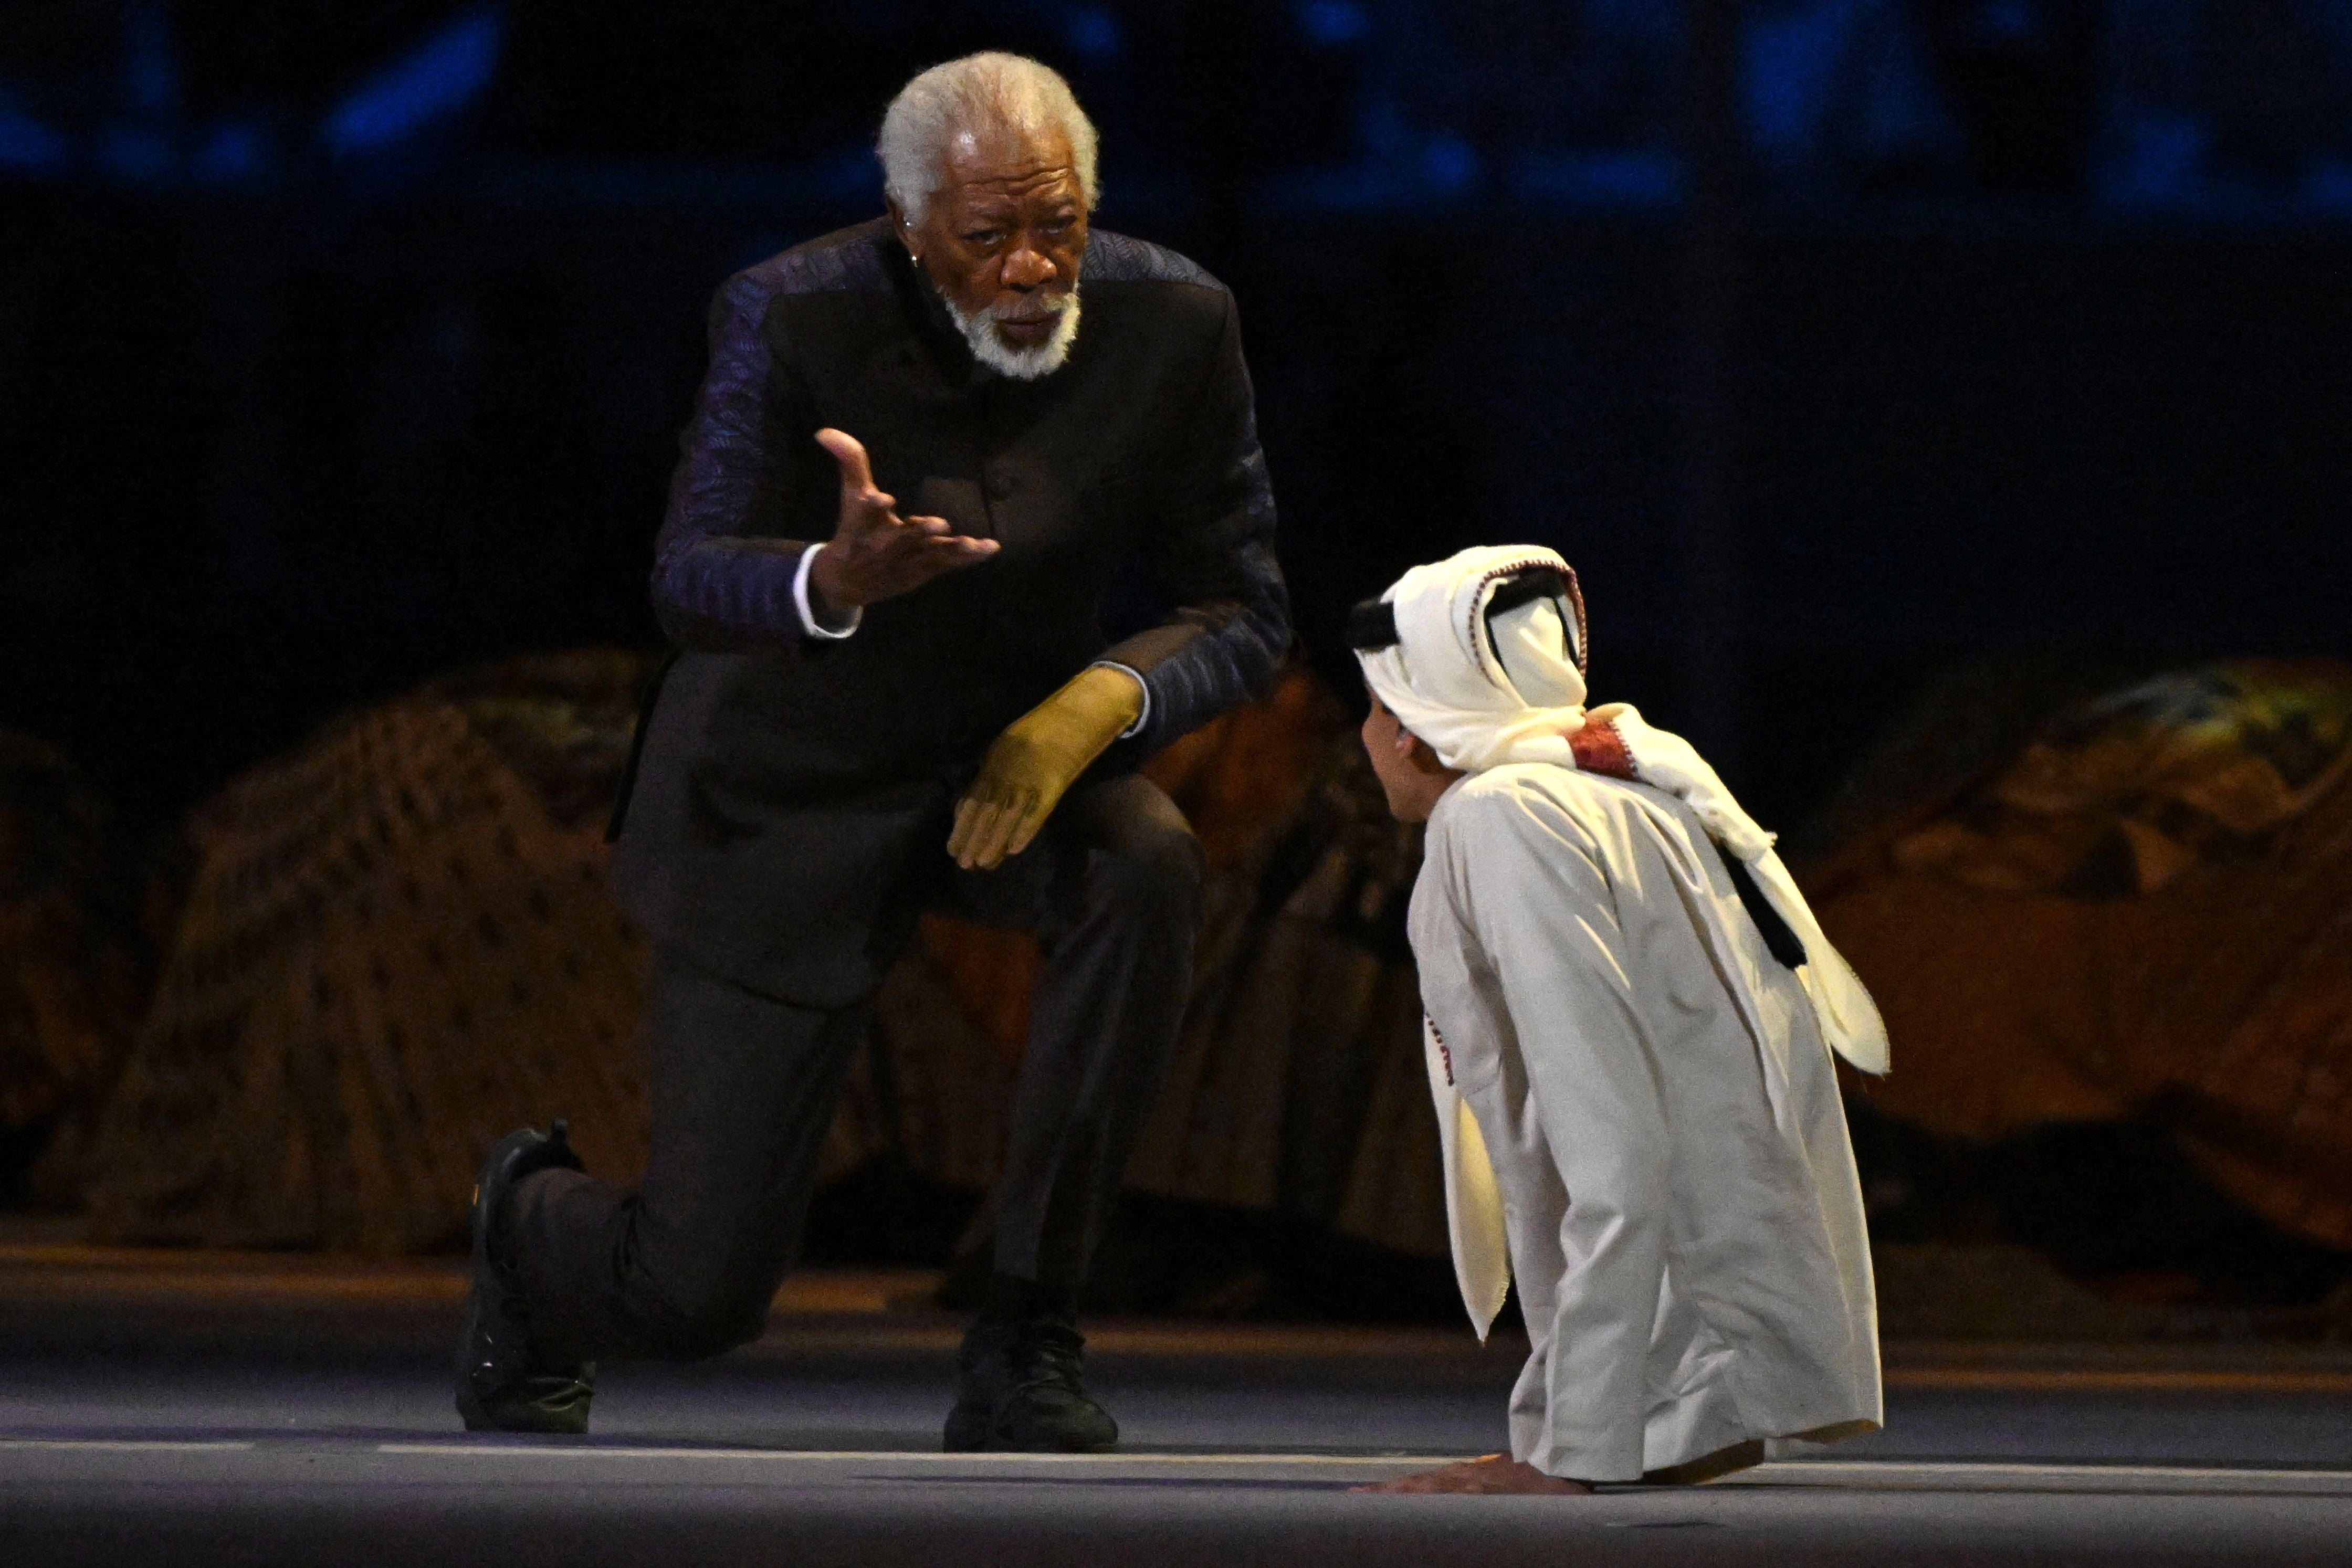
1410,763,1882,1483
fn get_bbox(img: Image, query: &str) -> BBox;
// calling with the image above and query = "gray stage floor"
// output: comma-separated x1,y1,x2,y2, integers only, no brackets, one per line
1,1249,2347,1566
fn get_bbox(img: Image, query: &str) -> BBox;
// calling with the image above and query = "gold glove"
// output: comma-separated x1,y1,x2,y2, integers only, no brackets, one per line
950,665,1144,869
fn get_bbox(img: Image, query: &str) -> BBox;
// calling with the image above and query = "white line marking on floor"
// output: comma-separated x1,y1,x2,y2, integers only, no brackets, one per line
0,1439,257,1453
1734,1462,2351,1485
372,1445,1453,1466
5,1440,2347,1497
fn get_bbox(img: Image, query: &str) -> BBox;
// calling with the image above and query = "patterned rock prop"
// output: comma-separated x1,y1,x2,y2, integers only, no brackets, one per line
79,653,1451,1265
82,652,657,1253
1812,661,2352,1251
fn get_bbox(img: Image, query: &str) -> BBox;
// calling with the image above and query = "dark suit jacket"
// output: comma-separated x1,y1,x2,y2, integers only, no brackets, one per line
613,218,1289,1006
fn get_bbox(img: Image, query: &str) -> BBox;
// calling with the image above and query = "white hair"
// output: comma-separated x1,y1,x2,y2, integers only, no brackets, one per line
877,52,1100,225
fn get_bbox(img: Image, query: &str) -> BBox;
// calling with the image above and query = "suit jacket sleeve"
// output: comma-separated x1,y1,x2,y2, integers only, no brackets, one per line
1099,290,1291,753
647,271,823,651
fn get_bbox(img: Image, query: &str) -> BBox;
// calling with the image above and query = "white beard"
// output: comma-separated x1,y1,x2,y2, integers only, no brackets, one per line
944,287,1082,380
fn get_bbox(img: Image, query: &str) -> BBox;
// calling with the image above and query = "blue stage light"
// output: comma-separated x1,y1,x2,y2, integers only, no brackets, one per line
1296,1,1371,50
321,6,506,160
1064,6,1126,65
0,90,70,174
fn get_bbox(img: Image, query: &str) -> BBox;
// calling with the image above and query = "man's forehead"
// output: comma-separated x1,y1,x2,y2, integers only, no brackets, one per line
937,127,1078,200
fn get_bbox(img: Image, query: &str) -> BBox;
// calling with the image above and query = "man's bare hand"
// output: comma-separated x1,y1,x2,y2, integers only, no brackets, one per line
808,428,998,615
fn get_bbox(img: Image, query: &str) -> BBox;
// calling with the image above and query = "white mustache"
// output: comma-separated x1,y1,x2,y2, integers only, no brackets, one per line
990,293,1069,323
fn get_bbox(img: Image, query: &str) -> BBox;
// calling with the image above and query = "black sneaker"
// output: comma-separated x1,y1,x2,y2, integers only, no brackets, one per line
942,1310,1119,1454
454,1121,595,1434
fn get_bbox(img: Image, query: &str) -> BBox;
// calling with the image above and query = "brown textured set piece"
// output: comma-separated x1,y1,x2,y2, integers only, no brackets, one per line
66,656,1452,1261
81,654,655,1253
1813,662,2352,1251
50,650,2352,1268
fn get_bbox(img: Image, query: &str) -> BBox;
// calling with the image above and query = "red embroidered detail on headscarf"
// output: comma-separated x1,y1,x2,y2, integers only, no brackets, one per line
1570,718,1637,781
1427,1015,1454,1086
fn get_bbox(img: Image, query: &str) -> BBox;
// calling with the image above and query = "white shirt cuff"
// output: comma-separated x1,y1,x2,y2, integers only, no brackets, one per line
794,543,860,640
1089,660,1150,739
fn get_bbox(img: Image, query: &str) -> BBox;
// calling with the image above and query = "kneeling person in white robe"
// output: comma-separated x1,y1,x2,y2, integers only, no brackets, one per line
1352,546,1888,1496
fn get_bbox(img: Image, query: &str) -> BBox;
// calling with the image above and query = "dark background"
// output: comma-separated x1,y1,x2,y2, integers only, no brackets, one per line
5,0,2349,850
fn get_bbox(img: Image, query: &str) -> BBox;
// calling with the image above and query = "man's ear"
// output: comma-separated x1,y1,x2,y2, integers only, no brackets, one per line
885,196,914,247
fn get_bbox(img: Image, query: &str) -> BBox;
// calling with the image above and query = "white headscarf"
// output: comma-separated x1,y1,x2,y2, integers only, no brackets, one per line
1355,546,1591,772
1356,543,1889,1079
1354,544,1777,860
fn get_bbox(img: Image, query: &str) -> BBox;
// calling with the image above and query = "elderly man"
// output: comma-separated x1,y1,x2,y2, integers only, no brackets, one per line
454,53,1286,1453
1349,546,1884,1494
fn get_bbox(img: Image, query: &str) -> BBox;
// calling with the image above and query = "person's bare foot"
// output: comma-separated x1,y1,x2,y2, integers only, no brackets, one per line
1353,1455,1593,1495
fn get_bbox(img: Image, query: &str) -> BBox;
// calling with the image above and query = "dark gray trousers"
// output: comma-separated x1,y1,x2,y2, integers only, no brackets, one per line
512,773,1203,1362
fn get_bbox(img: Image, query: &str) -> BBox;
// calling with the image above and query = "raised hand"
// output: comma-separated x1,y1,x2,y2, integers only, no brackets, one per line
807,427,998,615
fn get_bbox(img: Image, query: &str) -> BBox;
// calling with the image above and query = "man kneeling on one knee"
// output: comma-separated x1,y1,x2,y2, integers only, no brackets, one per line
1350,546,1887,1495
453,52,1285,1453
